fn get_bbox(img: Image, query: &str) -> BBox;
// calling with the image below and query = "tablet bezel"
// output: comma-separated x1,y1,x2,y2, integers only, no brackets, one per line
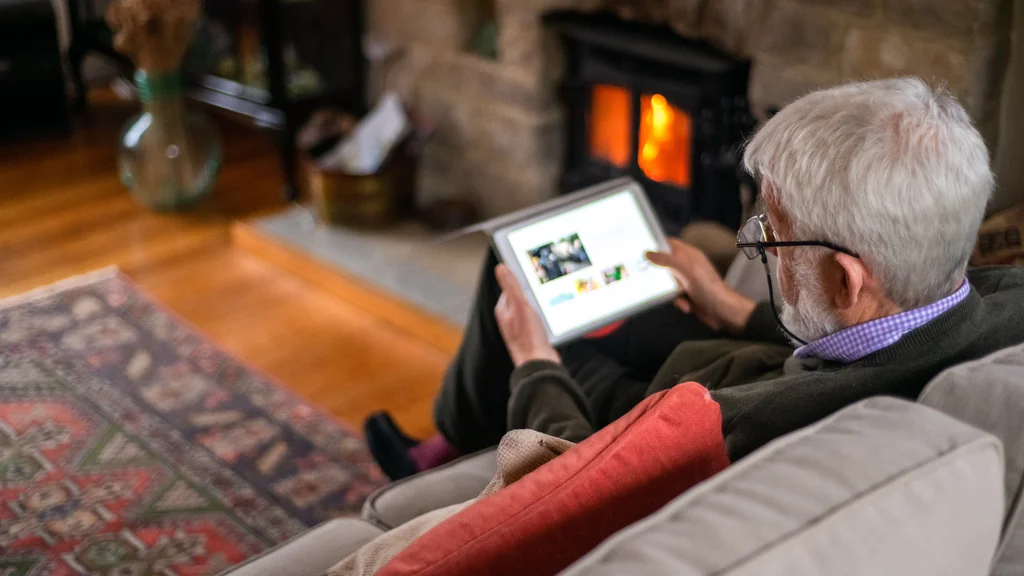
491,178,679,346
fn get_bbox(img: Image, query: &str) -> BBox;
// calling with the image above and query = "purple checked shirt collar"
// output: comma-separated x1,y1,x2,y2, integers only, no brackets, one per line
794,280,971,364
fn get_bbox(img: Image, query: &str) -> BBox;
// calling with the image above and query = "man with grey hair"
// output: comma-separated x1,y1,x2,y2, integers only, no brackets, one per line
367,78,1024,479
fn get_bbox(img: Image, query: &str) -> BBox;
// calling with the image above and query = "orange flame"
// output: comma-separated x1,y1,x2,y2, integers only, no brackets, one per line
639,93,691,188
588,85,630,168
587,86,692,189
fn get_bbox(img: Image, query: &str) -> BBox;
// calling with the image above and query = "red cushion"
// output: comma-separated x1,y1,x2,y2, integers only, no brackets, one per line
583,320,625,339
378,382,729,576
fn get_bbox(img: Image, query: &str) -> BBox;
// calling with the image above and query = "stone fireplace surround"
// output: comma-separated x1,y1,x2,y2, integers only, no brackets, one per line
368,0,1015,218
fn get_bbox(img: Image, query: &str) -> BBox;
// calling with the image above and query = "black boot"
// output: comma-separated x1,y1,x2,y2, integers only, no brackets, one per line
364,411,419,481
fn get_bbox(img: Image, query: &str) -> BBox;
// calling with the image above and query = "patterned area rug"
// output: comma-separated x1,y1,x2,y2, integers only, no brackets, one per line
0,270,385,575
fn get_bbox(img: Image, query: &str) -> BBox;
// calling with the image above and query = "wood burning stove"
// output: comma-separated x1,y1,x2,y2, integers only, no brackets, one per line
547,12,755,235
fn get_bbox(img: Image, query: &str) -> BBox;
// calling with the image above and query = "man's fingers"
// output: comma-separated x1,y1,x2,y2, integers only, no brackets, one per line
651,238,696,265
645,250,672,267
667,237,691,254
674,297,692,314
648,250,691,293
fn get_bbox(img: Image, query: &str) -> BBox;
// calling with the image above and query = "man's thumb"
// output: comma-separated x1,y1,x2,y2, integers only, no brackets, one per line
495,264,525,299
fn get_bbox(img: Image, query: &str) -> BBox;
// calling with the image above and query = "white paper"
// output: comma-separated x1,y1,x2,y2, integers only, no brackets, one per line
319,92,410,175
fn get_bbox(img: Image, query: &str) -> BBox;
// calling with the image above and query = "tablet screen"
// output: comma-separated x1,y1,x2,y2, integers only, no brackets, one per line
504,189,679,339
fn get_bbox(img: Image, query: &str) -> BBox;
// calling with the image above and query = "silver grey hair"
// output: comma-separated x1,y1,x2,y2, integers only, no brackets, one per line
743,78,994,309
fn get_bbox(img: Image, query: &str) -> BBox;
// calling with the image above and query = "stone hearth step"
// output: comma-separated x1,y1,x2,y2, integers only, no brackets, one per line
232,206,487,353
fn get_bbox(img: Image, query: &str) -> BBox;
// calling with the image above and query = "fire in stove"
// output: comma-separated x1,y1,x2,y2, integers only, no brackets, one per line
639,93,691,189
587,85,693,190
588,84,630,168
550,11,752,233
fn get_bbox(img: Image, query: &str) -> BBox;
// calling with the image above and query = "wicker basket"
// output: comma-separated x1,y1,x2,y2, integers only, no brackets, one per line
973,203,1024,266
302,136,418,227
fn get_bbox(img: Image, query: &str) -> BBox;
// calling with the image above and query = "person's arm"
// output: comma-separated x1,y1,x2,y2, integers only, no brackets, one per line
506,360,595,443
492,264,597,442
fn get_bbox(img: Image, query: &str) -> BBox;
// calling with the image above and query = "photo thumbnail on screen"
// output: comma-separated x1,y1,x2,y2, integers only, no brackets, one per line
527,233,592,284
603,264,629,284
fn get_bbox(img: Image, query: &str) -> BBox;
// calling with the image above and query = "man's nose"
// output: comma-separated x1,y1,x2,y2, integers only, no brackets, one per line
767,247,779,257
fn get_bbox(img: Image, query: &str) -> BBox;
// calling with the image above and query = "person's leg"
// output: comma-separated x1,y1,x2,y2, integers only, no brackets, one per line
432,248,516,453
588,303,725,424
367,248,512,479
591,303,723,383
557,340,650,429
549,303,720,428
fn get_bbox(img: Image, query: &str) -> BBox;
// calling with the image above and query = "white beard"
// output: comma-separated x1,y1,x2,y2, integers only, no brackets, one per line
778,258,842,345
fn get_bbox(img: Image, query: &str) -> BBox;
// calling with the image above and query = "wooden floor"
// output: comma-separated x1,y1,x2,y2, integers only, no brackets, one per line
0,92,454,439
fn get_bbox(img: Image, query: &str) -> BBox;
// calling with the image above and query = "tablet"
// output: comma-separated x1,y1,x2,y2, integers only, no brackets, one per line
492,179,679,345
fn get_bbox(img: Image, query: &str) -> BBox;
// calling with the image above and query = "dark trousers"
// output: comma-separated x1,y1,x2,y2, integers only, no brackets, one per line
433,249,722,453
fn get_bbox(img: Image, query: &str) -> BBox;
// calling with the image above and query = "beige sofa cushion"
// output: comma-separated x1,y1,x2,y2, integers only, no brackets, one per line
920,341,1024,576
362,449,497,530
559,397,1004,576
218,518,383,576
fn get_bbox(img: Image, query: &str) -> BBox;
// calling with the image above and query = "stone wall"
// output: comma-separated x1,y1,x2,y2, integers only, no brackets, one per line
368,0,1015,217
749,0,1013,149
993,0,1024,212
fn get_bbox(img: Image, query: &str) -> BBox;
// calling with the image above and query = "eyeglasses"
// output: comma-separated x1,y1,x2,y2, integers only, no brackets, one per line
736,214,860,261
734,214,860,345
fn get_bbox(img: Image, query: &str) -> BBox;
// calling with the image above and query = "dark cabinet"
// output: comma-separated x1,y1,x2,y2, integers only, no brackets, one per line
66,0,366,200
0,0,71,141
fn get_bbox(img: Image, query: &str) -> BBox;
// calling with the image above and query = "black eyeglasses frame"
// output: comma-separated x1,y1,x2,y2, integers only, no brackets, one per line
736,240,860,259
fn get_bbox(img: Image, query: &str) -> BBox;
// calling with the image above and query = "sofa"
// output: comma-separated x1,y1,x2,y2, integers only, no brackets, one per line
221,251,1024,575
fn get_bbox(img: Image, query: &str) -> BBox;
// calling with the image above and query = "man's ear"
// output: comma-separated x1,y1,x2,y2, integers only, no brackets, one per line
832,252,867,311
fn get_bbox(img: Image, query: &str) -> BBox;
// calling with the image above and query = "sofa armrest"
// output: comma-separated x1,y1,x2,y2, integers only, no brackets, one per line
362,448,498,530
560,398,1004,576
217,518,383,576
919,341,1024,576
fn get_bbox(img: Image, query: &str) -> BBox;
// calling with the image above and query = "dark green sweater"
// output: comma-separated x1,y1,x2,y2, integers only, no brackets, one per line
508,266,1024,461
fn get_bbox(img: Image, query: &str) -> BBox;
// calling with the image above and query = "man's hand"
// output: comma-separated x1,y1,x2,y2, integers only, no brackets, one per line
494,264,561,367
646,238,757,334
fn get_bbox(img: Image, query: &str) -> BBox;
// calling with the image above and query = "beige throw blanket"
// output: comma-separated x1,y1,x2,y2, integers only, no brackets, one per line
328,430,575,576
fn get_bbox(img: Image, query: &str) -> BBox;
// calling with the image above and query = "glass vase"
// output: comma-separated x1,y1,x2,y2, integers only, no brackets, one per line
118,69,221,211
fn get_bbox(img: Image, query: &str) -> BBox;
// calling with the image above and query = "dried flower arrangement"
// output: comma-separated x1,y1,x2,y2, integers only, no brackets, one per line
106,0,202,73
